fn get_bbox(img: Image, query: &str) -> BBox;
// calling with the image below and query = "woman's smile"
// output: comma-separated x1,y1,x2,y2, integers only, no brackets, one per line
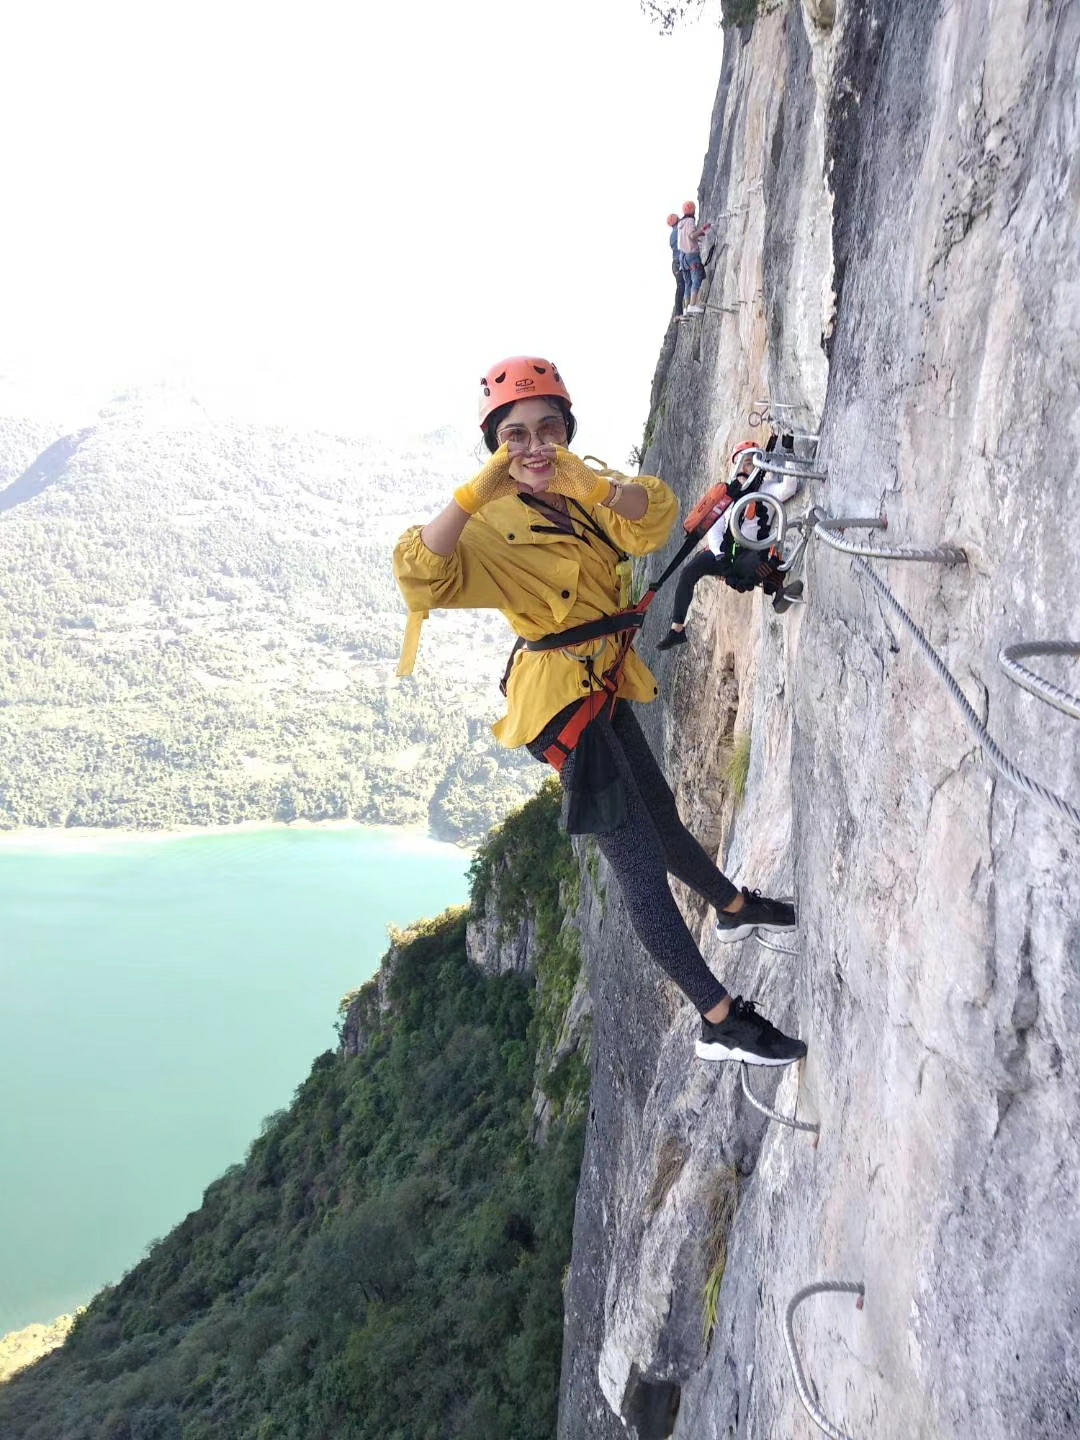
517,452,556,490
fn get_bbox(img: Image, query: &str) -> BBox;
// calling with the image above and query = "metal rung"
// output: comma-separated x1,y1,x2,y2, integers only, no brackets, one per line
812,508,966,564
749,451,827,481
740,1064,819,1134
784,1282,866,1440
817,514,889,532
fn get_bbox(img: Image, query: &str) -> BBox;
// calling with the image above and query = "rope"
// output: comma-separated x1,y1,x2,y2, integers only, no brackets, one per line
740,1064,819,1134
847,557,1080,832
784,1281,865,1440
999,641,1080,721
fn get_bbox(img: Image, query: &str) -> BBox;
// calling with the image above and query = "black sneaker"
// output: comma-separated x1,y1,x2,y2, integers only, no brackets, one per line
656,628,688,651
714,887,796,942
696,996,807,1066
772,581,804,614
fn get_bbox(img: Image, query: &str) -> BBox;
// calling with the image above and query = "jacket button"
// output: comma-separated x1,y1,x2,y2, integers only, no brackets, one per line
507,533,515,540
561,589,570,599
582,680,590,689
653,685,659,694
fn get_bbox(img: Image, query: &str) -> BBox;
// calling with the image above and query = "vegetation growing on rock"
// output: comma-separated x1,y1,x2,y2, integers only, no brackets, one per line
0,786,586,1438
0,403,541,842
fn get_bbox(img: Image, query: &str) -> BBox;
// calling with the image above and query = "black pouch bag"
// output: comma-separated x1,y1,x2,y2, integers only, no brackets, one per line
563,720,627,835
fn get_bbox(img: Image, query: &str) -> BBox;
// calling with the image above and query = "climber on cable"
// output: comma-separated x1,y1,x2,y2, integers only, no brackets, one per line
393,356,807,1068
656,434,804,651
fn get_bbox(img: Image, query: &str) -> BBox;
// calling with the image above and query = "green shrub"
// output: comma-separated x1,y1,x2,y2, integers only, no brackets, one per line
724,729,752,805
702,1167,741,1347
0,903,585,1440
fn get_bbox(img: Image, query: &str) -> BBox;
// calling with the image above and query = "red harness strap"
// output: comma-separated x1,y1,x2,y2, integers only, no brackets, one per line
532,479,742,772
539,595,651,771
541,686,616,771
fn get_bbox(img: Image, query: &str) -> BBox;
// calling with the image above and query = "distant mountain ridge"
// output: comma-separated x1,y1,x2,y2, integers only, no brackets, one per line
0,399,540,840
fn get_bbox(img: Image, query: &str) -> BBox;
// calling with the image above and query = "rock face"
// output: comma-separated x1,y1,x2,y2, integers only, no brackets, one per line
0,1315,76,1385
466,867,538,977
559,3,1080,1438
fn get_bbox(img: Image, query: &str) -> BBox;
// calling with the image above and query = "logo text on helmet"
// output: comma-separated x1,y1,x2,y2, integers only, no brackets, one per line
514,379,536,392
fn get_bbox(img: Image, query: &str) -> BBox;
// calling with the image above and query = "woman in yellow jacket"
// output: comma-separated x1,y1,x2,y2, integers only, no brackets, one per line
394,357,805,1068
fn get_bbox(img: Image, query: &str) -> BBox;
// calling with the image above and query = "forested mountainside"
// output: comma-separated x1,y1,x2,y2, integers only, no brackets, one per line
0,393,540,841
0,783,590,1439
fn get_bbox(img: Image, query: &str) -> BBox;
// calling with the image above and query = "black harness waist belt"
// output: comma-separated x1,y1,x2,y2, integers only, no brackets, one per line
523,612,645,652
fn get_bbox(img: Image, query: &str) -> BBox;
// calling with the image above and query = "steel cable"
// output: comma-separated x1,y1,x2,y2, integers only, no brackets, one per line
784,1281,866,1440
999,641,1080,721
846,557,1080,831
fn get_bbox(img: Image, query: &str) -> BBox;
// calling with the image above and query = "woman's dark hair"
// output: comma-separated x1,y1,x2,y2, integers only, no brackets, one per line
482,397,577,454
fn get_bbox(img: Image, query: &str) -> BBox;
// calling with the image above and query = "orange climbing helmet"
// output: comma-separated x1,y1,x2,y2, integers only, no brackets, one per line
666,212,679,226
479,357,572,428
682,200,697,216
730,440,759,466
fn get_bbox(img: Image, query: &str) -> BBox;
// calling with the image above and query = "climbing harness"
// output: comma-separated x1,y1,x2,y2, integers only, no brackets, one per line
510,467,742,773
998,640,1080,721
809,512,1080,832
784,1282,866,1440
518,446,831,771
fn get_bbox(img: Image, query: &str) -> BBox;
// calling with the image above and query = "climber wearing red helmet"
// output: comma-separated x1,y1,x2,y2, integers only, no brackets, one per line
676,199,711,317
392,358,807,1069
656,435,804,652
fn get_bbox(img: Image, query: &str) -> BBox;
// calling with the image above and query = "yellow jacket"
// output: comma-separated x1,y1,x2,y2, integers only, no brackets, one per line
393,473,679,749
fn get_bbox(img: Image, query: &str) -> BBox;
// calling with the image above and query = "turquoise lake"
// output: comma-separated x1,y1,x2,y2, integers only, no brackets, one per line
0,825,470,1335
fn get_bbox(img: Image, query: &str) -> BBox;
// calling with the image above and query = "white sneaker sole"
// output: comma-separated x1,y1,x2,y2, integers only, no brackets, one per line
714,919,797,943
714,921,755,942
695,1039,803,1066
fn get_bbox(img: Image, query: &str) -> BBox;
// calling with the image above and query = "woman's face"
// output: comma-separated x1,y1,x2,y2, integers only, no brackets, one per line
495,398,568,494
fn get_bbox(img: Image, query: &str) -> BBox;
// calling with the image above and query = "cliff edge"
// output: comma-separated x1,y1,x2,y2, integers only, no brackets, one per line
559,3,1080,1437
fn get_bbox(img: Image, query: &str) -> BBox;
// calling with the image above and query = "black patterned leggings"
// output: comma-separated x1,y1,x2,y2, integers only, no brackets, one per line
670,549,728,625
527,702,734,1013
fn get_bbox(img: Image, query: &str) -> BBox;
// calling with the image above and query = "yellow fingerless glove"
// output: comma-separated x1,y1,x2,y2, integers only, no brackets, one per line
546,449,616,507
453,444,517,515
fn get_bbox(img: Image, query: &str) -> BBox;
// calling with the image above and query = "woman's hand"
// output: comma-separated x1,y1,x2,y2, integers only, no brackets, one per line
544,449,615,507
452,445,519,514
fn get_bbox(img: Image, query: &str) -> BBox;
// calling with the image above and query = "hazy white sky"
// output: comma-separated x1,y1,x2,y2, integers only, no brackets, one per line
1,0,725,461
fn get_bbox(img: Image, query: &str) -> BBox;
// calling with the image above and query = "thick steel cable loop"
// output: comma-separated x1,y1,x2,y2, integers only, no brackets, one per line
739,1064,820,1134
814,517,967,566
784,1282,866,1440
850,557,1080,831
728,491,787,552
999,641,1080,721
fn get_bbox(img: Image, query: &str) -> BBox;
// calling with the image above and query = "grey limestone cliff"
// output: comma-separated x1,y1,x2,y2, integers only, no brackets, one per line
559,3,1080,1437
